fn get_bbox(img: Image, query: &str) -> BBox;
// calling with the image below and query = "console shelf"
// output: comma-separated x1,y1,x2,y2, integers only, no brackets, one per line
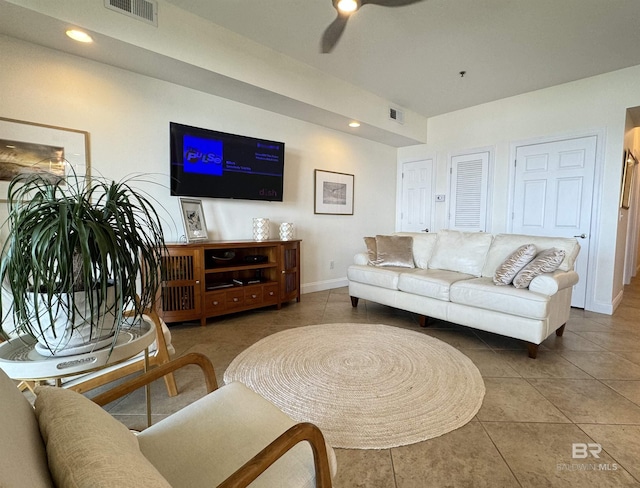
160,240,300,326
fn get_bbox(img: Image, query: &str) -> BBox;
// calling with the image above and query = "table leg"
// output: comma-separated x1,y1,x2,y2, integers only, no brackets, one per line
144,347,151,427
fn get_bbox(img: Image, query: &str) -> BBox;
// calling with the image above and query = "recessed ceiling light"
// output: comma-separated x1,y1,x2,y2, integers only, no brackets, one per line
337,0,359,13
66,29,93,43
348,121,360,128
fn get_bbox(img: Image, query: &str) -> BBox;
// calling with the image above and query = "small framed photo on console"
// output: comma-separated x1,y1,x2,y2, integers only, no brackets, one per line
179,197,208,242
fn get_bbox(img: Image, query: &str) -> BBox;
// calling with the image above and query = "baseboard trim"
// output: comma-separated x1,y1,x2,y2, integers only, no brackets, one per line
587,297,616,315
301,278,348,294
610,288,625,314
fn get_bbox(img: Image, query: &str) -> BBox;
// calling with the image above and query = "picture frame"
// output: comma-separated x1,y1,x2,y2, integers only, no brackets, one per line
0,117,90,201
314,169,354,215
620,149,636,209
179,197,209,242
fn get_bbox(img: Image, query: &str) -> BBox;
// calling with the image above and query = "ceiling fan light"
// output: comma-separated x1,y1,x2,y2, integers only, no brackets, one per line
337,0,359,13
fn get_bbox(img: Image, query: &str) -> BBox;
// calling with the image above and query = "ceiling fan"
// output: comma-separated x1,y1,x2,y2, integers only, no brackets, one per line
321,0,426,53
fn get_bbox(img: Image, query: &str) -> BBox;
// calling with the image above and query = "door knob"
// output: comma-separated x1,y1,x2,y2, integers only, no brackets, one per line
422,228,429,233
574,234,586,239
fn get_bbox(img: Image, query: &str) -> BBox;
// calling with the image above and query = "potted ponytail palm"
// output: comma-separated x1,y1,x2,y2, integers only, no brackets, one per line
0,171,165,356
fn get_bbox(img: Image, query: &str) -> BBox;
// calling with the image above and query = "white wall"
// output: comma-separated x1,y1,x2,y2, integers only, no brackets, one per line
399,65,640,313
0,36,398,293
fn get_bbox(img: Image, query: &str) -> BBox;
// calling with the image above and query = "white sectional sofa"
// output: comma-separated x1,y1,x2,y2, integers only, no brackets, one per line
347,230,581,358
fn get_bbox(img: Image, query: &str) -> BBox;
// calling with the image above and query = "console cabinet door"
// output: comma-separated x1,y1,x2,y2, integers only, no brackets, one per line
280,241,301,303
160,246,202,323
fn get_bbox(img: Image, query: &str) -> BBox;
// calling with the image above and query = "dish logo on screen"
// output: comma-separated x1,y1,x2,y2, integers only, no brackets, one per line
183,135,223,176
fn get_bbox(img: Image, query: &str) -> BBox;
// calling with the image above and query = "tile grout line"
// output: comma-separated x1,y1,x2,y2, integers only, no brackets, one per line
477,419,524,488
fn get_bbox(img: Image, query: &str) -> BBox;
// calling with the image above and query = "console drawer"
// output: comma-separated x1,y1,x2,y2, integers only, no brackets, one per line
244,287,263,306
226,289,245,310
263,283,279,305
205,292,226,314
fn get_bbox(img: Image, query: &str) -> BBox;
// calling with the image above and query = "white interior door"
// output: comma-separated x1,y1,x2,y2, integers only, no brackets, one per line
400,159,433,232
512,136,597,308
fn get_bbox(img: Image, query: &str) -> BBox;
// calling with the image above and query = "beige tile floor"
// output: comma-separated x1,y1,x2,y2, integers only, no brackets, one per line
105,279,640,487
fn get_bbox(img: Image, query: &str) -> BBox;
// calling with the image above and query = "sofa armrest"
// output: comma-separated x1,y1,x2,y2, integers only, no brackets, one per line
354,252,369,265
528,270,579,296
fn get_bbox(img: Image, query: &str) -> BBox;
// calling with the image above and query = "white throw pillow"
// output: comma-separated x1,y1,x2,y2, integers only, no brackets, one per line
493,244,537,285
513,248,566,289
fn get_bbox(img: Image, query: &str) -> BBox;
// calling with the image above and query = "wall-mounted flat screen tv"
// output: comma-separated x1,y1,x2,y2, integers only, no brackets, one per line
170,122,285,202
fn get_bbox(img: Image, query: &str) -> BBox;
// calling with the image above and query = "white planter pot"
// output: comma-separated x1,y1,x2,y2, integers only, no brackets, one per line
26,286,118,357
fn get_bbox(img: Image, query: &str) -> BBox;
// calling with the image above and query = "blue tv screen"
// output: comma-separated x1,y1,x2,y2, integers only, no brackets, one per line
170,122,285,202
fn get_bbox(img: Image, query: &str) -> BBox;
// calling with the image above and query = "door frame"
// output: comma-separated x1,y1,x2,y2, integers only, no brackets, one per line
396,156,436,232
506,128,606,313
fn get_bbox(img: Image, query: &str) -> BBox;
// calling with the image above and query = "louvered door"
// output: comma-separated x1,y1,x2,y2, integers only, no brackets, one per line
448,151,490,232
160,246,202,323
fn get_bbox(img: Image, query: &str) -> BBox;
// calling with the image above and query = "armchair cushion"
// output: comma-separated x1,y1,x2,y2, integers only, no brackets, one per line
137,381,338,488
34,386,171,488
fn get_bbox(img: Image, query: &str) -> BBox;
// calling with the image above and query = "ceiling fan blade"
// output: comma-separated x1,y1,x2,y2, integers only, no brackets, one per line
321,13,350,53
361,0,425,6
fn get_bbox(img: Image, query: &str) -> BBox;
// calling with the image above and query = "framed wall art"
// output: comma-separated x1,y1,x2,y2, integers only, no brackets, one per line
0,117,90,200
179,197,209,242
620,149,636,209
314,169,354,215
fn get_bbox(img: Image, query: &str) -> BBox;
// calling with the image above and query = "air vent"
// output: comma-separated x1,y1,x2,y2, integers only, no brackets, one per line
389,107,404,124
104,0,158,26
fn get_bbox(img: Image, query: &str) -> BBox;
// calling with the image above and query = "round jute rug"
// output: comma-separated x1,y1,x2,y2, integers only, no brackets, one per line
223,323,485,449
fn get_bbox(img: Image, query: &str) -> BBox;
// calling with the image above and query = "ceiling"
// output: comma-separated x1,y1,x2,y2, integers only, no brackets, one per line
164,0,640,119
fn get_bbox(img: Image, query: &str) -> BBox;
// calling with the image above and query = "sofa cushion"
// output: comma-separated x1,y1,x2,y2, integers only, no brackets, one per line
482,234,580,277
450,277,550,319
428,230,493,277
393,232,438,268
513,248,566,289
398,269,476,301
373,235,415,267
0,368,54,488
493,244,537,285
347,264,403,290
35,386,171,488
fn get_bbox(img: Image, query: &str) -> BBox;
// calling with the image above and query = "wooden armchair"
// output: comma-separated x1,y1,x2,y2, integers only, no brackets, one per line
91,353,335,487
0,352,335,488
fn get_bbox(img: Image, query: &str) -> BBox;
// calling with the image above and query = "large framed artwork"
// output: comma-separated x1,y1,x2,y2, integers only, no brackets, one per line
314,169,354,215
179,197,209,242
0,117,90,200
620,149,636,209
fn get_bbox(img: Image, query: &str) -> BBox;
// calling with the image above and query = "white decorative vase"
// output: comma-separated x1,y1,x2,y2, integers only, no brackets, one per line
253,218,270,241
279,222,294,241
